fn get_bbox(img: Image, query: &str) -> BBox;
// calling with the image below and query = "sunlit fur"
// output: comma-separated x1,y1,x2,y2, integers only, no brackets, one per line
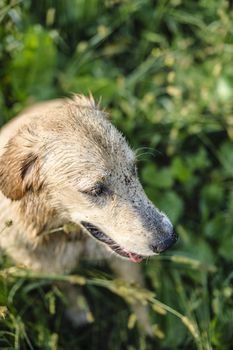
0,95,173,272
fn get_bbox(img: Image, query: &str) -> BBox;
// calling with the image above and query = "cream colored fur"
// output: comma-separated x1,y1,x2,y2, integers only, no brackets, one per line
0,95,174,273
0,95,177,335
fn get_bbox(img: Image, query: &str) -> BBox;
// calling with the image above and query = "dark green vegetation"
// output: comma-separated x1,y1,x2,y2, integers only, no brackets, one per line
0,0,233,349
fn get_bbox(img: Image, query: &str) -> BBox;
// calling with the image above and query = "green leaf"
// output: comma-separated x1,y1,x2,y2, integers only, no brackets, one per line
156,191,184,224
171,157,192,182
10,25,57,101
142,164,173,189
218,141,233,176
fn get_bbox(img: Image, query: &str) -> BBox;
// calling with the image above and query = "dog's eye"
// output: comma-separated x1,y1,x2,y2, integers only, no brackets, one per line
89,183,106,196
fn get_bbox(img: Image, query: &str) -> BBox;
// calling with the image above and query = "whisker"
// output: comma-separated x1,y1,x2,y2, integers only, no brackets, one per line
135,152,154,160
135,146,155,152
134,146,163,161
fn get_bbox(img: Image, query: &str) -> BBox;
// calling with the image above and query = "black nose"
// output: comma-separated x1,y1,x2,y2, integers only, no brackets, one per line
150,231,178,253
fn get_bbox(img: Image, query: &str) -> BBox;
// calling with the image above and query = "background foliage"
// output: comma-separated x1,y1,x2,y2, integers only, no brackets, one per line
0,0,233,349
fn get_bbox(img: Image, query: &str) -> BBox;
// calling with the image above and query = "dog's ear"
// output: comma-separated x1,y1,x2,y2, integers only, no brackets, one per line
0,126,42,200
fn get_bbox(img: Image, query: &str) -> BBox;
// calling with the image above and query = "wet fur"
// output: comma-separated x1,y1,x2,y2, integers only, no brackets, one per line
0,95,173,272
0,95,174,334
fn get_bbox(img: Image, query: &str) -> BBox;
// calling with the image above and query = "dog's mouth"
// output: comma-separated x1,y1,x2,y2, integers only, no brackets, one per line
81,221,144,263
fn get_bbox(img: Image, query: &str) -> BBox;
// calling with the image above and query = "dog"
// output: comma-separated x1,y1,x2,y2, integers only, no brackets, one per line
0,94,177,332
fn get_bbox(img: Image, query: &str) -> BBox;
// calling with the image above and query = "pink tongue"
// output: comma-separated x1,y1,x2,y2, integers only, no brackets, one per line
129,252,143,263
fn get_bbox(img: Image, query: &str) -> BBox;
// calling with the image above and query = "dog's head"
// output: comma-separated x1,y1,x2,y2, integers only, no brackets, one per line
0,95,177,262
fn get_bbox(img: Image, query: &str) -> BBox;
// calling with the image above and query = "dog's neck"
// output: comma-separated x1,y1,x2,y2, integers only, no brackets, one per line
16,191,65,239
16,192,86,244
